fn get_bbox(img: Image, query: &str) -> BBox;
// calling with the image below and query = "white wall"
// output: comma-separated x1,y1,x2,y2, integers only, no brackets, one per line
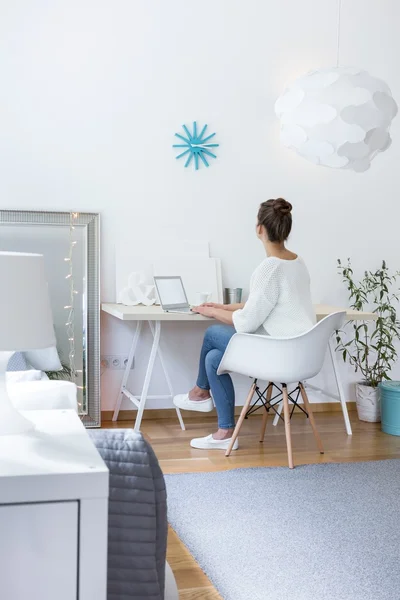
0,0,399,411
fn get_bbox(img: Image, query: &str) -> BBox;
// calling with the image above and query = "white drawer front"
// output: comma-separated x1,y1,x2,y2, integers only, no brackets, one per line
0,501,78,599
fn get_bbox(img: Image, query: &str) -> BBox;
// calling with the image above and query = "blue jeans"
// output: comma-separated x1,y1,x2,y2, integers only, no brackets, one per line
196,325,236,429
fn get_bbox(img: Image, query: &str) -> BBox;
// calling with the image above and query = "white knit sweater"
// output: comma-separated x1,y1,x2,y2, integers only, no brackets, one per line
232,256,316,337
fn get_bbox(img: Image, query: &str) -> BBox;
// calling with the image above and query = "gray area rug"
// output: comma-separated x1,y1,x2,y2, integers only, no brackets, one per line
165,461,400,600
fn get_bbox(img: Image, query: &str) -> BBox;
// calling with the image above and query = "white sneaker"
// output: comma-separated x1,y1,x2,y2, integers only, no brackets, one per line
173,393,213,413
190,434,239,450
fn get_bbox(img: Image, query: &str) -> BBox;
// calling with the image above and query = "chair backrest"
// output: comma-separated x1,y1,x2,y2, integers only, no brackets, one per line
218,311,346,384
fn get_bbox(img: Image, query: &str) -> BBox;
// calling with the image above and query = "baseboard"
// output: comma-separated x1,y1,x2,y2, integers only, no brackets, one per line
102,402,356,422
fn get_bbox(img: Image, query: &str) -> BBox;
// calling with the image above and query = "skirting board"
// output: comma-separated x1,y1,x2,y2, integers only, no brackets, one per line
102,402,357,422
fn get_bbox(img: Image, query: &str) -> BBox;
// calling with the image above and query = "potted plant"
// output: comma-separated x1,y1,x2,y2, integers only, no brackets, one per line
336,259,400,422
45,363,73,381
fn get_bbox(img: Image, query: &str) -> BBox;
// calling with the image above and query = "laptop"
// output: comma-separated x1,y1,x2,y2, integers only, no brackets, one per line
154,276,194,314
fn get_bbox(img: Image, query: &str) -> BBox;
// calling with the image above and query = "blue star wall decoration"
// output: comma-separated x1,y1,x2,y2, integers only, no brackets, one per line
173,121,219,170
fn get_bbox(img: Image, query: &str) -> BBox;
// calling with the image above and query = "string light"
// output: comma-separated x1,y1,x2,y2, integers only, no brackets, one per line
64,211,83,411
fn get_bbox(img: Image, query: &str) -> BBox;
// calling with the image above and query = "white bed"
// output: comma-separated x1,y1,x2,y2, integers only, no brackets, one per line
8,379,78,412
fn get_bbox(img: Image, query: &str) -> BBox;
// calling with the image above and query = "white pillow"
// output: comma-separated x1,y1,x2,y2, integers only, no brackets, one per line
6,370,42,384
24,347,62,371
9,380,78,411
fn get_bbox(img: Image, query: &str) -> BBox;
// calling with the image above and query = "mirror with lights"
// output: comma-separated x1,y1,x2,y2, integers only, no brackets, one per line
0,210,100,427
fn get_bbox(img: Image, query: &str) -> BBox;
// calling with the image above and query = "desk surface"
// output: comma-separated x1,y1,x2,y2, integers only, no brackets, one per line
102,303,214,321
102,302,376,322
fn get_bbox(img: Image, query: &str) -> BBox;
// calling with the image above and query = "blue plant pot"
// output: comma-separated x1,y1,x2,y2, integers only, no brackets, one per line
379,381,400,436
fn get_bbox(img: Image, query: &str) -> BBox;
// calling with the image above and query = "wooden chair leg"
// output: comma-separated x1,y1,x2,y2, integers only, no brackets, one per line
259,383,273,442
225,382,256,457
299,383,324,454
282,384,294,469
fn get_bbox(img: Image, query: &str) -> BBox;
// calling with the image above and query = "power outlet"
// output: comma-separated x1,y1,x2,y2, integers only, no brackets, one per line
122,356,134,369
101,355,134,370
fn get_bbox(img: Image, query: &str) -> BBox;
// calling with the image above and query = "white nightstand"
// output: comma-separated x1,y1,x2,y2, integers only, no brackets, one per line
0,409,109,600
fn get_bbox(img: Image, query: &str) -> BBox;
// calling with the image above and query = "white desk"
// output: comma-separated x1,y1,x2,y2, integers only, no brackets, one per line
102,304,215,322
0,409,109,600
102,304,213,432
102,303,376,435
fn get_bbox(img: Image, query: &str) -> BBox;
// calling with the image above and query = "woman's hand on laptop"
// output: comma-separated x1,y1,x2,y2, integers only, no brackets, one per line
192,302,225,316
201,302,225,309
192,305,234,326
201,302,245,312
192,305,217,317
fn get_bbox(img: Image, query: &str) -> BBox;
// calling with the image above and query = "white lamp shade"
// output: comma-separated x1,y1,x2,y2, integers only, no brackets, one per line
0,252,56,351
275,66,398,172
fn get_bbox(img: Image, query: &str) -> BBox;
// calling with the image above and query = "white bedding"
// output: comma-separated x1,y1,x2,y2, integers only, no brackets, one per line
6,370,42,384
8,380,78,412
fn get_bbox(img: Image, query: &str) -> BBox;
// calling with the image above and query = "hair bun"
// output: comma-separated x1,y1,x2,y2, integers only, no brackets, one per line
273,198,292,216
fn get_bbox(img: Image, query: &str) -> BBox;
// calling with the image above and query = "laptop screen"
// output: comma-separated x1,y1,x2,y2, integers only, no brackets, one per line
154,276,188,307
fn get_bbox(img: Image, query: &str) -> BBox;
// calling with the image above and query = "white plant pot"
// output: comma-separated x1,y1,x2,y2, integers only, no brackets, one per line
355,383,381,422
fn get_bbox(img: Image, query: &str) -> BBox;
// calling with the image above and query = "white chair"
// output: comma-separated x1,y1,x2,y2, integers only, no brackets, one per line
218,312,346,468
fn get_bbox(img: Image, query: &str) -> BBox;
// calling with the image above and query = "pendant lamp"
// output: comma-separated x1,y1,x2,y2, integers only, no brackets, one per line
274,2,397,172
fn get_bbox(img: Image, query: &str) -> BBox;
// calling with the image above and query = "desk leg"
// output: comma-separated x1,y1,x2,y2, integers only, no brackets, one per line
148,321,185,431
134,320,161,433
113,321,143,421
329,338,352,435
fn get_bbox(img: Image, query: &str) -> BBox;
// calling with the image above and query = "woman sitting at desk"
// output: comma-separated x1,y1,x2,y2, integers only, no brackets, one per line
173,198,315,451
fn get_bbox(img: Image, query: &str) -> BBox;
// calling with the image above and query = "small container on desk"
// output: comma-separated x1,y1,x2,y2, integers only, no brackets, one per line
224,288,243,304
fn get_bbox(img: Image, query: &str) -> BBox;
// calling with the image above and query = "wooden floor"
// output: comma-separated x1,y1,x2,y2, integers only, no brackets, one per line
102,410,400,599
